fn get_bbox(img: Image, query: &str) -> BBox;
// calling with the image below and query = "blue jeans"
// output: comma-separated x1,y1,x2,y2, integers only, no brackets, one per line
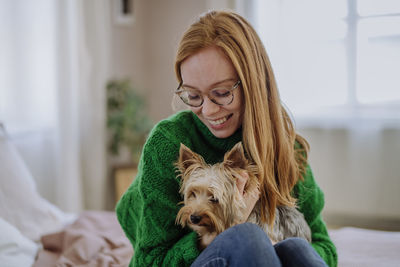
191,223,328,267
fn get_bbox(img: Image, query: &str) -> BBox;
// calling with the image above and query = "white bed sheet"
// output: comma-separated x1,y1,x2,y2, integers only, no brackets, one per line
0,125,75,242
0,217,39,267
330,227,400,267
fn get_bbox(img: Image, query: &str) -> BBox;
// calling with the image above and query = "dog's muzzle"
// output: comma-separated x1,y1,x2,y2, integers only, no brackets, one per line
190,214,202,224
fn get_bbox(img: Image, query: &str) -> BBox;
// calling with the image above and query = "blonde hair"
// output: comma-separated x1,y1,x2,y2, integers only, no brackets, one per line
174,10,309,225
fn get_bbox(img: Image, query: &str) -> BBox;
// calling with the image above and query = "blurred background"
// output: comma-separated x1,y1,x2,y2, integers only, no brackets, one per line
1,0,399,230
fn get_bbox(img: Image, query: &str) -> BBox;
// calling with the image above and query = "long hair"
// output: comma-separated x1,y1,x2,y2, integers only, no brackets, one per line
174,10,309,225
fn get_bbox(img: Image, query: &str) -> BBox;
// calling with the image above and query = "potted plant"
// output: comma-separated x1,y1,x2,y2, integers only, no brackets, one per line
106,79,153,201
106,79,153,164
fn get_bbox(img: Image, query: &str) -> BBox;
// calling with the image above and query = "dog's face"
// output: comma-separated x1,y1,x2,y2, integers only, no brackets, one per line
175,142,258,236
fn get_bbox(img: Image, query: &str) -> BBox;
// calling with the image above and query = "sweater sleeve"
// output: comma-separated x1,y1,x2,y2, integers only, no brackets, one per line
116,125,200,266
295,165,338,267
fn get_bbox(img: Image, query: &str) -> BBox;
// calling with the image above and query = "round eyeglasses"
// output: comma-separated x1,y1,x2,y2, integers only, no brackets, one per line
175,80,241,107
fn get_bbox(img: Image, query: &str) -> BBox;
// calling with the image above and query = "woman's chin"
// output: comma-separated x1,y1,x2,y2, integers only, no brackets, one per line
208,126,237,139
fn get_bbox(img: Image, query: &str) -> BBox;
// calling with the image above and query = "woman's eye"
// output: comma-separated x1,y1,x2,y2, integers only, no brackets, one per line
182,89,201,100
211,88,230,98
188,93,200,100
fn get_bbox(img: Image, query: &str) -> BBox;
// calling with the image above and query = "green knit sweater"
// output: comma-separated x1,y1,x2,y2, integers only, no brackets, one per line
116,110,337,267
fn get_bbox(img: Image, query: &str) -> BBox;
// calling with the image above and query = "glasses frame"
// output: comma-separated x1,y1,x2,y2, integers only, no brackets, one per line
175,80,241,107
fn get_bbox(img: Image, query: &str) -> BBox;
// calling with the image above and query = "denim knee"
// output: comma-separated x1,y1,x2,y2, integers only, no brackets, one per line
191,223,281,267
196,257,228,267
218,222,273,249
275,237,328,267
275,237,309,250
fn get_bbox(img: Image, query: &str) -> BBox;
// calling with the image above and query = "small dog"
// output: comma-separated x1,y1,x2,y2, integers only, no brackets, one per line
175,142,311,249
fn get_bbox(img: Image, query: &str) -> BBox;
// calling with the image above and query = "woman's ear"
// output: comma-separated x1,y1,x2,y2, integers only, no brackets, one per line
223,142,248,169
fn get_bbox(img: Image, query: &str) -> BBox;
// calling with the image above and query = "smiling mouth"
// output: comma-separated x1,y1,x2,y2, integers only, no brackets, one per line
208,114,232,126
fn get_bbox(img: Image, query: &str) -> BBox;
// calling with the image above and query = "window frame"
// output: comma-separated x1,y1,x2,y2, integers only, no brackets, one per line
252,0,400,127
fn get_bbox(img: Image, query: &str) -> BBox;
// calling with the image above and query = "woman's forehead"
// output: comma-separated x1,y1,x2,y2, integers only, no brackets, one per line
180,46,237,89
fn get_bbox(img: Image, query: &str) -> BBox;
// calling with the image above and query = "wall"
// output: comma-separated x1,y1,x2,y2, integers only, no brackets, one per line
144,0,211,121
299,123,400,230
109,0,146,93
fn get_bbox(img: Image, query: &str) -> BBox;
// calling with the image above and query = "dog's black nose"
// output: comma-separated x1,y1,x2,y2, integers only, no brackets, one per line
190,214,202,224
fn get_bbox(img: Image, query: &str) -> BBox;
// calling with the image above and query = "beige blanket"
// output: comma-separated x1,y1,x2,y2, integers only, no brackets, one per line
34,211,133,267
33,211,400,267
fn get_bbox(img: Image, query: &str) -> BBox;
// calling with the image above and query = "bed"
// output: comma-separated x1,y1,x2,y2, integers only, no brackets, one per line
1,125,399,267
0,125,133,266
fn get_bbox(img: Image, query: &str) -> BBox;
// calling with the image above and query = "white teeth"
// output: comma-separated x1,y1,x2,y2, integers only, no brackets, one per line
209,116,228,125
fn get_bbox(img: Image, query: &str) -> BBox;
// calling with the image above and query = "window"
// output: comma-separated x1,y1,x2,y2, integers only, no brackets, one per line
254,0,400,120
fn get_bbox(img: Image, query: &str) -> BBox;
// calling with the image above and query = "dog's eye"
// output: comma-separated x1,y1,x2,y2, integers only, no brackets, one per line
210,197,219,204
189,191,196,198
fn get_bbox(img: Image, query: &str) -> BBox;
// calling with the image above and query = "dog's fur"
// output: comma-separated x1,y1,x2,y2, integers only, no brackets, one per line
175,142,311,248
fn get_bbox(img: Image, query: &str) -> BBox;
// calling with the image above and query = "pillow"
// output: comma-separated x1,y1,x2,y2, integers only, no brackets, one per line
0,124,75,242
0,217,39,267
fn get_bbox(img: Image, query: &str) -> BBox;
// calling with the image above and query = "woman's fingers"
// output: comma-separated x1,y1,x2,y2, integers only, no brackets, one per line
235,171,260,222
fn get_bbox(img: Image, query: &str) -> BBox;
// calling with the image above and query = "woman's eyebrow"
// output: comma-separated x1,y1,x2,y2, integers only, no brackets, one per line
182,78,236,89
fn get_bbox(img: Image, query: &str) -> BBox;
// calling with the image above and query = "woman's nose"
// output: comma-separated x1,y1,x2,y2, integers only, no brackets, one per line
201,96,220,116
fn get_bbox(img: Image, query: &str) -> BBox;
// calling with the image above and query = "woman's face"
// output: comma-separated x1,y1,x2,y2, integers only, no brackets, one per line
180,46,243,139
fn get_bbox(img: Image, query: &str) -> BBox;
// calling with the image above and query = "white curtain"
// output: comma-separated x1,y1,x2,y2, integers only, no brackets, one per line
0,0,111,212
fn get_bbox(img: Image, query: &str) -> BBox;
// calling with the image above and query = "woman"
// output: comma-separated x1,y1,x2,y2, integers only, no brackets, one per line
116,10,337,267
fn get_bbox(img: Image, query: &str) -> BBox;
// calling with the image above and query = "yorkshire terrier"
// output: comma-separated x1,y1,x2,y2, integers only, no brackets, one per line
175,142,311,249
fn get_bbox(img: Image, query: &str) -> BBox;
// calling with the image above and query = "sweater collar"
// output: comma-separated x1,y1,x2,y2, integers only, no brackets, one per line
191,111,242,152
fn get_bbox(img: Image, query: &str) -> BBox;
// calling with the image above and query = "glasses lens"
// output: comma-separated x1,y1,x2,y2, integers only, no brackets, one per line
178,88,202,107
209,88,233,105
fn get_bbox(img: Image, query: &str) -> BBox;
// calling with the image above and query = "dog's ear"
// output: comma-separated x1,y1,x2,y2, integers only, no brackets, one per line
223,142,247,169
177,143,205,172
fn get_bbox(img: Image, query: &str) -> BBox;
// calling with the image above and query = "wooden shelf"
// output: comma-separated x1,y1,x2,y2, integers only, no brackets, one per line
114,166,137,203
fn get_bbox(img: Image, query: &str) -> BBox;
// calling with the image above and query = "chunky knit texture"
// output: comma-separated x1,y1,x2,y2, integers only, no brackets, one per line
116,110,337,267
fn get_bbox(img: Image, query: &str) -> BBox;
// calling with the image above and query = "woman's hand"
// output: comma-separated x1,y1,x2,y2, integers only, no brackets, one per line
236,171,260,223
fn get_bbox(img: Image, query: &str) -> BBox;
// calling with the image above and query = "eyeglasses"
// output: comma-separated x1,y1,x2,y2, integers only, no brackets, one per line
175,80,241,107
